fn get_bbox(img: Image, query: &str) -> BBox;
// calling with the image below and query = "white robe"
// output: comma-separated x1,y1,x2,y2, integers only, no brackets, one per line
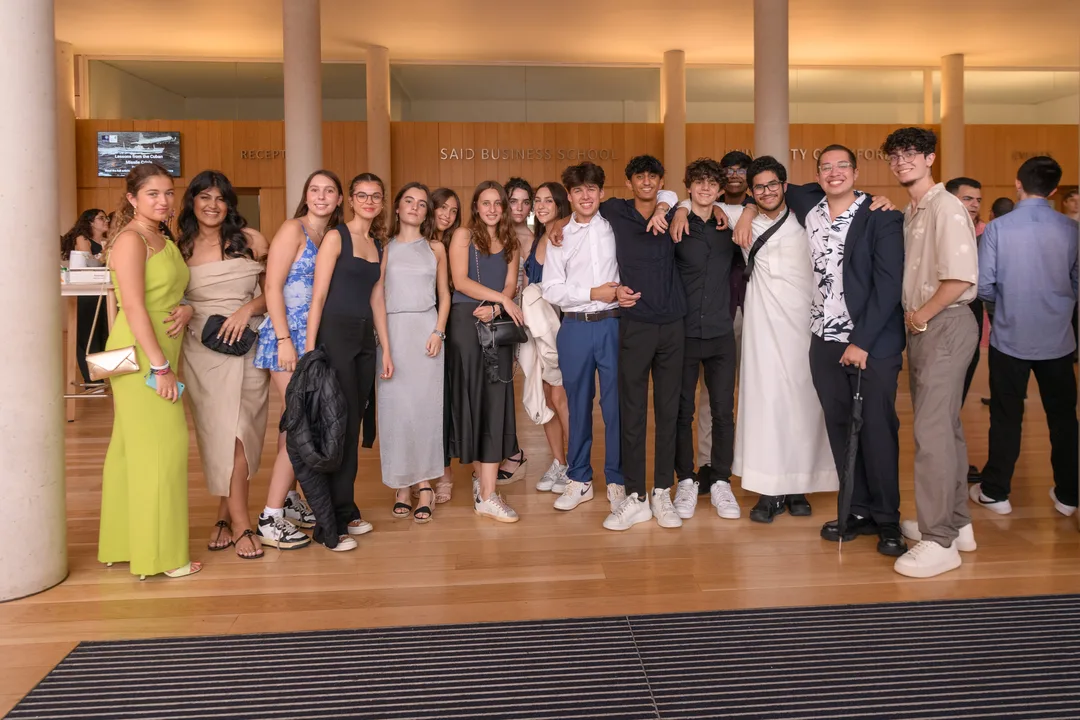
733,210,838,495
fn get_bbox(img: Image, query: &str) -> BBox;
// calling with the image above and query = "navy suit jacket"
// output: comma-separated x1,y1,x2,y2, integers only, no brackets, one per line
787,184,906,358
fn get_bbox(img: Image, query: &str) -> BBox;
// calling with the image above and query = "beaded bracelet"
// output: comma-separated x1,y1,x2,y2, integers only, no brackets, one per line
149,360,171,376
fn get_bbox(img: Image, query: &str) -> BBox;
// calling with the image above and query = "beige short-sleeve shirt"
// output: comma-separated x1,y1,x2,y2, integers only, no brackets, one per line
902,182,979,311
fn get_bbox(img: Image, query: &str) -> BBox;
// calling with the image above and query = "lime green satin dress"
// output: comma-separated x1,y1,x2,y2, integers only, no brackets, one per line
98,240,191,577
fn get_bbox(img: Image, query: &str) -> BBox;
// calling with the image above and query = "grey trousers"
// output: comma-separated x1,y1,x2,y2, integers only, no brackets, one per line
907,305,979,547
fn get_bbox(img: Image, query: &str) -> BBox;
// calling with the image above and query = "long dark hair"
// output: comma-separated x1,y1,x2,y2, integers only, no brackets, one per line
348,172,388,245
176,170,254,261
107,163,173,248
294,169,345,230
533,182,570,248
468,181,516,261
389,182,434,243
60,208,104,260
431,187,461,248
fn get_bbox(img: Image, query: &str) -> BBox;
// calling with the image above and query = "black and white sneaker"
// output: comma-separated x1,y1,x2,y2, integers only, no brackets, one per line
284,494,316,528
257,514,311,549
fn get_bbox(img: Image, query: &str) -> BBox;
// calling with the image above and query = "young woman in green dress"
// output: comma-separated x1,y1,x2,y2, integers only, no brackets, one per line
97,162,201,580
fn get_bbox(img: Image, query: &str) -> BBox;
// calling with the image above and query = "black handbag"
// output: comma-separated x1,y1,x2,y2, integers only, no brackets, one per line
201,314,258,356
472,246,526,347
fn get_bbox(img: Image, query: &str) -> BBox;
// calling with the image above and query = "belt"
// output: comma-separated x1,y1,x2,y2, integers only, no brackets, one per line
563,309,621,322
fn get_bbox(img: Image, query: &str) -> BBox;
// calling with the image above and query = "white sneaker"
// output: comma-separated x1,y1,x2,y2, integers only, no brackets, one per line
554,480,593,511
257,513,311,549
283,493,316,528
650,488,683,528
893,540,962,578
900,520,977,552
551,472,569,494
969,483,1012,515
325,534,357,552
1051,488,1077,517
347,519,373,536
673,479,699,519
606,483,626,514
535,460,568,492
474,492,520,523
710,480,741,519
602,493,652,531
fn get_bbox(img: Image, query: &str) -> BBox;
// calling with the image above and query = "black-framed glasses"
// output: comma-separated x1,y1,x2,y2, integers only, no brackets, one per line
751,180,782,194
723,168,747,178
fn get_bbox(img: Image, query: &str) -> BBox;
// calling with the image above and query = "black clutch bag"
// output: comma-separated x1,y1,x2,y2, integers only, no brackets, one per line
475,308,528,347
201,314,258,356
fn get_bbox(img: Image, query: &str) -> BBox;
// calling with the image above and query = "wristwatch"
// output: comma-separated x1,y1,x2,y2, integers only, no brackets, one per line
433,330,446,340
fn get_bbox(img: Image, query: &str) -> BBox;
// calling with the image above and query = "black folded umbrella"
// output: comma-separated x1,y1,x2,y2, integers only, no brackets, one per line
837,368,864,553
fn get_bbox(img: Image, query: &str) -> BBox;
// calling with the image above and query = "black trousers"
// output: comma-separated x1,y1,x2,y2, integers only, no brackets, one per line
809,335,903,524
961,299,984,407
619,317,684,496
980,346,1079,506
675,333,736,481
316,313,377,545
76,295,109,383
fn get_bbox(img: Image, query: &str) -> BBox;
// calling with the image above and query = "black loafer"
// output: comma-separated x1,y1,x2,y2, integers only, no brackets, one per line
749,495,786,523
786,494,812,516
696,465,713,495
876,522,908,557
821,515,878,542
967,465,981,483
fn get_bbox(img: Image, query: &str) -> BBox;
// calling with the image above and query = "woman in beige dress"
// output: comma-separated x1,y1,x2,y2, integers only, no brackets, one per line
172,171,270,560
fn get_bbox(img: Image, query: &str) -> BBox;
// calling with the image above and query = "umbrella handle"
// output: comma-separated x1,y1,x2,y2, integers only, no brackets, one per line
855,367,863,396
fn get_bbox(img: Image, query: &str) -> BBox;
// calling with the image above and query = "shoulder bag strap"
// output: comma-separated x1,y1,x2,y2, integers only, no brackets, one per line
743,208,790,280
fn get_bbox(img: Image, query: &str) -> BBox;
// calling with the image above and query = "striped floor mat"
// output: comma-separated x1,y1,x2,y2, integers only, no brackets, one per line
9,594,1080,719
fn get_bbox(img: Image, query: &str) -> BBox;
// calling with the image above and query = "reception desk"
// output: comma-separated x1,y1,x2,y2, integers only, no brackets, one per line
61,282,117,422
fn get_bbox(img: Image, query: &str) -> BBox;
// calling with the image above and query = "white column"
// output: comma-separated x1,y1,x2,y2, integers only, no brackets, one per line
0,0,67,602
660,50,686,178
57,40,78,235
283,0,323,211
940,53,965,181
753,0,789,162
366,46,391,190
922,69,935,125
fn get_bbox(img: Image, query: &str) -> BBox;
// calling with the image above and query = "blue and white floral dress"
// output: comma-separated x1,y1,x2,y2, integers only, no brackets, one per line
253,225,317,371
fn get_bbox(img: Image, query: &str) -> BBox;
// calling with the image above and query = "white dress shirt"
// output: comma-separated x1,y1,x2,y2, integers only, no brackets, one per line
541,212,620,313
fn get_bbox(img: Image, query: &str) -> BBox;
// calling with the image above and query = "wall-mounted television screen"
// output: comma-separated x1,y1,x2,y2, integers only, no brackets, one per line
97,131,181,177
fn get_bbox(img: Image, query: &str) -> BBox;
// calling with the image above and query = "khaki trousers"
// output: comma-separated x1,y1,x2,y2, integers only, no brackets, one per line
907,305,979,547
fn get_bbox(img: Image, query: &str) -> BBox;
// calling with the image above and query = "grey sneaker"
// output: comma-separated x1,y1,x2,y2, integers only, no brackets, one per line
283,494,315,528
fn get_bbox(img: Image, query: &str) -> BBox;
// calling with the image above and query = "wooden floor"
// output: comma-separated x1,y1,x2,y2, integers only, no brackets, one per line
2,358,1078,716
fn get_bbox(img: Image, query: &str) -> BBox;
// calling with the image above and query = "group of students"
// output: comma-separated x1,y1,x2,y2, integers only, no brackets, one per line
85,122,1077,582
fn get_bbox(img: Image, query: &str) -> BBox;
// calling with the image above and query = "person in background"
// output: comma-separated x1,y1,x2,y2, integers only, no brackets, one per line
305,172,386,551
448,181,524,522
174,170,271,560
61,208,110,383
97,163,199,580
253,169,344,551
430,187,461,504
372,182,450,523
884,127,978,579
524,181,572,495
1061,187,1079,221
946,177,987,483
977,196,1016,409
971,156,1078,518
990,197,1015,220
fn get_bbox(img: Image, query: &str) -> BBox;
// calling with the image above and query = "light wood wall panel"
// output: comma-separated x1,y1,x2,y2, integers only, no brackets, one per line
77,120,1078,240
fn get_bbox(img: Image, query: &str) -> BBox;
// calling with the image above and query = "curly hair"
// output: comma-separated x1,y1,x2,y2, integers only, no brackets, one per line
177,170,255,261
684,157,723,189
624,154,664,179
746,155,788,187
881,127,937,156
60,208,105,261
504,176,534,201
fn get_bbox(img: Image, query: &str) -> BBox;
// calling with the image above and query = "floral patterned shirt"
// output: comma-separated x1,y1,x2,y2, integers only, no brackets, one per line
807,191,867,343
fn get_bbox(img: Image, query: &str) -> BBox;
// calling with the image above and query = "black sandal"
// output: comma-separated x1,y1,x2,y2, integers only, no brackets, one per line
414,488,434,524
497,451,528,484
234,529,264,560
207,520,233,551
392,489,412,518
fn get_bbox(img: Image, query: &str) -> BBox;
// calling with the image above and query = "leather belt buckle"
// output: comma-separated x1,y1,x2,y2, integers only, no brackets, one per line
584,311,597,322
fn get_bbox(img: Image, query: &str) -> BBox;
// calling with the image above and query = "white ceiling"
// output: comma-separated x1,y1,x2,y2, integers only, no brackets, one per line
57,0,1080,69
97,61,1079,107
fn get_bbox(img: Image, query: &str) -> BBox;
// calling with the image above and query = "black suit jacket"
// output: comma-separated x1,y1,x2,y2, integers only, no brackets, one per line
786,184,906,358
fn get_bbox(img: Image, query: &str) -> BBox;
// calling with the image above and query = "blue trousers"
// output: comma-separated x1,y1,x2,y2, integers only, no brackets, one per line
556,317,623,486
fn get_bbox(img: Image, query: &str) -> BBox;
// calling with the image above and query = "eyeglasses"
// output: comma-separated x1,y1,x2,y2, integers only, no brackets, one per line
353,192,383,204
751,180,782,195
818,161,854,174
887,149,922,166
723,168,747,178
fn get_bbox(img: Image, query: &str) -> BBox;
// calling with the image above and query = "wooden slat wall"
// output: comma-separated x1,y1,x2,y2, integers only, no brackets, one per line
77,120,1078,240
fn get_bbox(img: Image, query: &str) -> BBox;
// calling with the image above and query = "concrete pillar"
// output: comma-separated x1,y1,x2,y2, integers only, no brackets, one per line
366,46,392,190
283,0,323,211
0,0,67,602
923,69,935,125
57,41,78,235
940,54,965,181
661,50,686,176
753,0,789,162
